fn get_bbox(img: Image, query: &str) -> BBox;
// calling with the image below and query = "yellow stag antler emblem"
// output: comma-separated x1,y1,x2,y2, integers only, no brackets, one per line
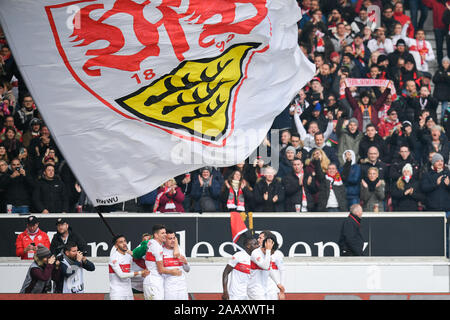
116,43,259,141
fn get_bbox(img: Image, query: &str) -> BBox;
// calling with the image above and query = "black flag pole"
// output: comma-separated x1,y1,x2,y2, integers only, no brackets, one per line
96,208,116,237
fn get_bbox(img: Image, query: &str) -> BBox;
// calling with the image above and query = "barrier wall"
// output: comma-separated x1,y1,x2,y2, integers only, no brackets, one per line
0,212,446,257
0,257,449,294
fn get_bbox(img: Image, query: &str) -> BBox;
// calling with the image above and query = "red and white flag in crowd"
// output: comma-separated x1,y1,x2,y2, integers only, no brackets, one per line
0,0,315,205
230,211,248,243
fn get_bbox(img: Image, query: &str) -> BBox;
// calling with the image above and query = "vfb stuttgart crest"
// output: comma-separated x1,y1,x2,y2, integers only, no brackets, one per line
46,0,270,146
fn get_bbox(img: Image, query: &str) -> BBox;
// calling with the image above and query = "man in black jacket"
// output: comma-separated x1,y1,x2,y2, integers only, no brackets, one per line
282,159,317,212
253,166,285,212
389,145,421,185
1,158,34,213
360,146,389,181
50,218,88,256
32,163,69,213
338,204,365,256
315,162,348,212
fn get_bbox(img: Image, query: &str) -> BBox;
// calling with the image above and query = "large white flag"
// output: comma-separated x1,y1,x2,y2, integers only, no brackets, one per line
0,0,315,205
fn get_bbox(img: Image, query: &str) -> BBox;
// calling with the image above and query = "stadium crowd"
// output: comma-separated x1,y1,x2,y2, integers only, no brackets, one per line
1,0,450,215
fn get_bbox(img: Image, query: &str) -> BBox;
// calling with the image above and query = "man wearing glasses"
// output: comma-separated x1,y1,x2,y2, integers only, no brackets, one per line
377,107,401,138
14,94,38,133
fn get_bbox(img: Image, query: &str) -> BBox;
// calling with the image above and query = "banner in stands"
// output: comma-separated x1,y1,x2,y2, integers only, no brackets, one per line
0,213,445,257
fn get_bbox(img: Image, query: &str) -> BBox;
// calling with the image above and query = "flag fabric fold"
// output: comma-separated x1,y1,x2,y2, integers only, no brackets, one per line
230,211,248,243
0,0,315,205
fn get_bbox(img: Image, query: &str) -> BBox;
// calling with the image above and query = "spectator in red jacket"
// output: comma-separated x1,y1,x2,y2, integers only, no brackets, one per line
393,2,415,38
377,107,402,138
16,215,51,260
153,179,185,213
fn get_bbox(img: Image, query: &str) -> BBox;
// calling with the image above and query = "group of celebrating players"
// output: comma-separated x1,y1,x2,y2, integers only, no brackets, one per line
108,225,286,300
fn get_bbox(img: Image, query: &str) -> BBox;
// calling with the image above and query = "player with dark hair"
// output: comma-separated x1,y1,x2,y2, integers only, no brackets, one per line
222,237,258,300
248,231,285,300
163,229,190,300
143,224,181,300
109,234,149,300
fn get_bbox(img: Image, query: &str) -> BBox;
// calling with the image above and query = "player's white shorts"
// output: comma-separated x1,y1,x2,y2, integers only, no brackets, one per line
109,294,134,300
248,290,269,300
164,288,188,300
229,295,248,300
265,291,279,300
143,275,164,300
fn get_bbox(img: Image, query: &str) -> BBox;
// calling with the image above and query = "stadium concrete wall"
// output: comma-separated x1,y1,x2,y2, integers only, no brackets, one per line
0,257,449,294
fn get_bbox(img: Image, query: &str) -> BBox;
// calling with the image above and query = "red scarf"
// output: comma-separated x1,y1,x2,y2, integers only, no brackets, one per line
296,171,308,212
226,187,245,211
409,40,429,65
326,172,343,189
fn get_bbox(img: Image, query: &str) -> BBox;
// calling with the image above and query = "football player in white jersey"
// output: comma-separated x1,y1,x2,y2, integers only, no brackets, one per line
222,237,258,300
248,231,285,300
258,231,286,300
163,230,190,300
143,224,181,300
109,235,150,300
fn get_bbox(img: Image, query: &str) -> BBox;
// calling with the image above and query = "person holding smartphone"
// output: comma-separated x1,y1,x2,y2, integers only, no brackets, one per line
4,158,34,214
15,215,50,260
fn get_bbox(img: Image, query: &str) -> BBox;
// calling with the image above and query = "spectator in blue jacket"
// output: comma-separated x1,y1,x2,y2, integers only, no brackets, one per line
190,167,222,212
340,150,361,207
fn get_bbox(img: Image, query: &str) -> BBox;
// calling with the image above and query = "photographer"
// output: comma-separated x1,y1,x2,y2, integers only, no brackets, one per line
20,244,60,293
54,241,95,293
50,218,88,256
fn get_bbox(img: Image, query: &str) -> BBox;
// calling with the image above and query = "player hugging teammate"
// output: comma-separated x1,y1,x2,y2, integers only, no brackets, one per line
108,224,190,300
222,230,286,300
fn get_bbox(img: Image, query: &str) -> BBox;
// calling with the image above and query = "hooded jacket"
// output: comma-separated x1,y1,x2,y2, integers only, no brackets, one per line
340,150,361,199
336,117,364,167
